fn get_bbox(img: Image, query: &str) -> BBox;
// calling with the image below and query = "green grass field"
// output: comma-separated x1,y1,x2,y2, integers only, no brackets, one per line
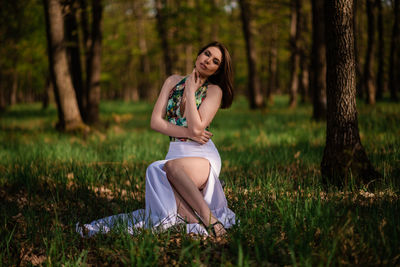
0,96,399,266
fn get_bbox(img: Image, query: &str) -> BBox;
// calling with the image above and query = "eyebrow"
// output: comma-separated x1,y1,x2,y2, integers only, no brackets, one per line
206,49,221,63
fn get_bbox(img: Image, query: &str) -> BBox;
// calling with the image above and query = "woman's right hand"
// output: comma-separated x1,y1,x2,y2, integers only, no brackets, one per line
189,130,213,145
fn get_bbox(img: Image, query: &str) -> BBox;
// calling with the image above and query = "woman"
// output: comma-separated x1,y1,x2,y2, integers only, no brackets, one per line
77,42,235,237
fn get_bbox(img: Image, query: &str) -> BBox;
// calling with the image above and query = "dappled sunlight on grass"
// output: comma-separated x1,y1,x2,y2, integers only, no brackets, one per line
0,96,399,265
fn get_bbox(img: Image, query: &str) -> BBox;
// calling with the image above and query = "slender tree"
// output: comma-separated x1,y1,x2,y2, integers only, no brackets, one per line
239,0,264,109
311,0,327,121
364,0,377,105
267,25,278,104
376,0,384,100
64,0,85,117
298,3,310,104
389,0,399,101
133,1,153,100
155,0,173,77
85,0,103,124
322,0,380,186
43,0,85,131
288,0,301,108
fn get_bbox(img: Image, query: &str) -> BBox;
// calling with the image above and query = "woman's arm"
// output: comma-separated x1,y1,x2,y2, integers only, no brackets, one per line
184,70,223,137
150,75,190,138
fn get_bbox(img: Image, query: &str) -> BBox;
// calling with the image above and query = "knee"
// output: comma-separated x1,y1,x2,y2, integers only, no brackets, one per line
164,160,177,179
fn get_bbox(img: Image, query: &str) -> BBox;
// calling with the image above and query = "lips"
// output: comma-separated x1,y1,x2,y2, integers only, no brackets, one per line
200,63,207,70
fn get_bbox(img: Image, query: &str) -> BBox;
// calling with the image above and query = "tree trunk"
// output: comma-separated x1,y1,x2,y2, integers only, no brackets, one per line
0,73,6,112
10,70,17,105
134,1,153,100
155,0,172,77
288,0,301,108
322,0,380,186
299,51,309,103
375,0,384,100
389,0,399,101
354,0,363,98
65,1,85,117
239,0,264,109
42,75,53,109
364,0,376,105
267,25,278,104
78,0,89,115
210,0,220,41
43,0,85,131
85,0,102,124
311,0,327,121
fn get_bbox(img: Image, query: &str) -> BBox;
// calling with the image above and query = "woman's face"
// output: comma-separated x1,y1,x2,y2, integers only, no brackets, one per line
195,46,223,78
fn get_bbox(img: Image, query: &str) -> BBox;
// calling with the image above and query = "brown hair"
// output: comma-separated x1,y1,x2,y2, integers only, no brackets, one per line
197,41,234,109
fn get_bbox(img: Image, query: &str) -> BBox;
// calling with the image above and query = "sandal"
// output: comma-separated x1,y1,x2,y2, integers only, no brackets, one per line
192,210,226,237
208,221,227,237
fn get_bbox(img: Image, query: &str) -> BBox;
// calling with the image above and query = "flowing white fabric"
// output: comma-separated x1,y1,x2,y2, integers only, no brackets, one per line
76,139,235,237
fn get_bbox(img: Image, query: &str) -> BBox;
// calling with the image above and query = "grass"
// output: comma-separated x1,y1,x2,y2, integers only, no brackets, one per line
0,95,399,266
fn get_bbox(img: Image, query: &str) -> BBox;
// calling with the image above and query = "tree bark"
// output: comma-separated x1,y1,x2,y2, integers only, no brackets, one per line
322,0,380,186
43,0,85,131
311,0,327,121
155,0,172,77
239,0,264,109
354,0,363,98
364,0,376,105
85,0,102,124
64,0,85,117
288,0,301,108
375,0,384,100
389,0,399,101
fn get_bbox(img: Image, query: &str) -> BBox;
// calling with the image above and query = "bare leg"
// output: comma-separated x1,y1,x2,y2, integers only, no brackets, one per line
164,157,226,236
171,184,199,223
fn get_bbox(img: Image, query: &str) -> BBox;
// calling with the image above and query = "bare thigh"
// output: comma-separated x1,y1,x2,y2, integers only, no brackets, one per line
164,157,210,189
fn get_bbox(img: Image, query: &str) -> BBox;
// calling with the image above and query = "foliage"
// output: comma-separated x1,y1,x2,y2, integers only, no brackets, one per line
0,96,399,265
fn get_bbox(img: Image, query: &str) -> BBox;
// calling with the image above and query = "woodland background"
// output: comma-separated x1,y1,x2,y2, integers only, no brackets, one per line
0,0,399,265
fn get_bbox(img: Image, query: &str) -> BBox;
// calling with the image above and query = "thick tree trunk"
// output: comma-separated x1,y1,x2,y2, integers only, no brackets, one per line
311,0,327,121
322,0,380,186
288,0,301,108
376,0,384,100
43,0,85,131
354,0,363,98
389,0,399,101
239,0,264,109
155,0,172,77
364,0,376,105
85,0,102,124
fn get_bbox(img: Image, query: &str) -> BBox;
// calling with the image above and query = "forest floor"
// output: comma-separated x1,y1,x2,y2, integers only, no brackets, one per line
0,96,399,266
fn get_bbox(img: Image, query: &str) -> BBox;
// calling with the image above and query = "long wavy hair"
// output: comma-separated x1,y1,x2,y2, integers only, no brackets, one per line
197,41,234,109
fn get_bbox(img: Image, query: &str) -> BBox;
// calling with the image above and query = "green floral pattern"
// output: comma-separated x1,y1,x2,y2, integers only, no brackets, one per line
166,76,208,141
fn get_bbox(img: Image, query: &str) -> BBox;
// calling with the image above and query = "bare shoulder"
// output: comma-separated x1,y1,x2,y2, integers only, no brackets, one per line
206,84,223,96
164,75,184,88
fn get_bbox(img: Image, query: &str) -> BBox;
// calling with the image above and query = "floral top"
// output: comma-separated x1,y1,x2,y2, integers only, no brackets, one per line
166,76,209,141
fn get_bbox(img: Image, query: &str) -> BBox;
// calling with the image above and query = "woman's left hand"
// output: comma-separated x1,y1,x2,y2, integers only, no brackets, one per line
185,68,206,94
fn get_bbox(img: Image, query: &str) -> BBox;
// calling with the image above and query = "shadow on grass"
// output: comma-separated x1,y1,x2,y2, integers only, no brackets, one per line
0,171,145,265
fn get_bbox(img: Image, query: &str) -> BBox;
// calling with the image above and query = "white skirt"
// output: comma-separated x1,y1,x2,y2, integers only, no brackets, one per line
76,140,236,237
